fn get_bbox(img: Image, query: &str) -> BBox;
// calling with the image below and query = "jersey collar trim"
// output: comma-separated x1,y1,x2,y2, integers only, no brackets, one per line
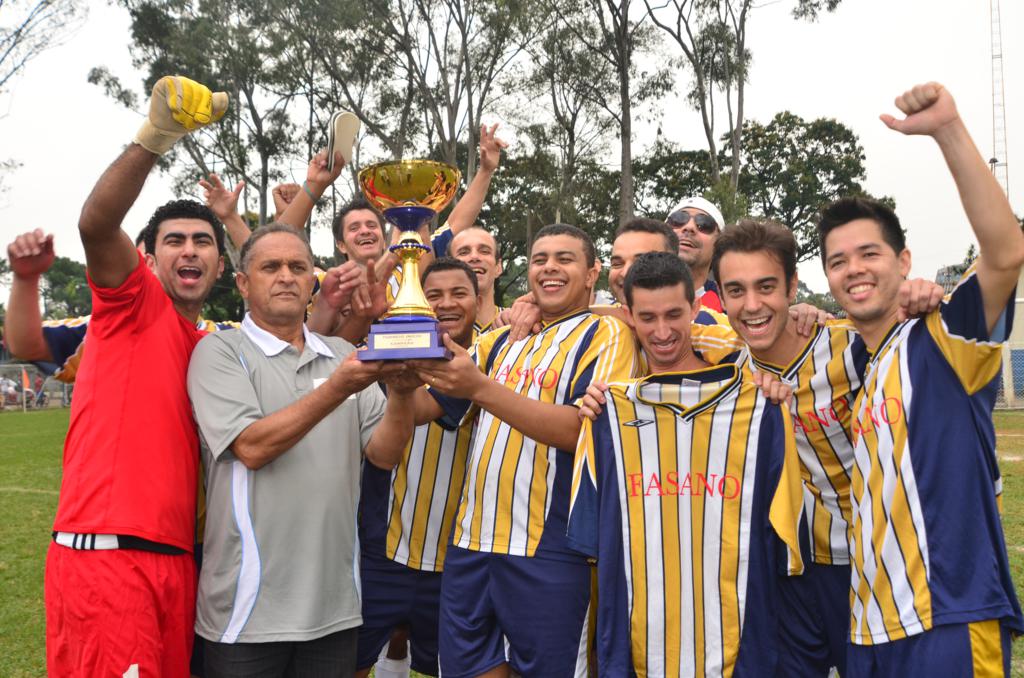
630,363,741,421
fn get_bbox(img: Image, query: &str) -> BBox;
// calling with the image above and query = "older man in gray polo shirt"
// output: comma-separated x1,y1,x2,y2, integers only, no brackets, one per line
187,223,419,678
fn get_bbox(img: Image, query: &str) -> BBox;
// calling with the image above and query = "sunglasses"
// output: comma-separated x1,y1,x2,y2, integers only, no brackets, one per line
667,210,718,235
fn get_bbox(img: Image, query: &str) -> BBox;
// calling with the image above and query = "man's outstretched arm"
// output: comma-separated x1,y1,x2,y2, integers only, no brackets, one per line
81,76,228,288
882,82,1024,331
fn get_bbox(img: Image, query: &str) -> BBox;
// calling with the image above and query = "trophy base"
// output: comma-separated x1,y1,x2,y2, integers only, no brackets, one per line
358,318,452,361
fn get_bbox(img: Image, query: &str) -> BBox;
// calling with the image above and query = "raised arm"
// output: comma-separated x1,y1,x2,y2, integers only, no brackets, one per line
4,230,55,361
277,150,344,231
881,82,1024,331
82,76,228,288
200,173,249,251
444,123,507,236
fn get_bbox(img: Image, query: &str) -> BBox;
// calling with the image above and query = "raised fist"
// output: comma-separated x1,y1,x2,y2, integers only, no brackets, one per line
7,229,55,279
134,75,229,155
880,82,959,138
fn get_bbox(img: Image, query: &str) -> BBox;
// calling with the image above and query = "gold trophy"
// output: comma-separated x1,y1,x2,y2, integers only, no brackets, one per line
356,159,461,360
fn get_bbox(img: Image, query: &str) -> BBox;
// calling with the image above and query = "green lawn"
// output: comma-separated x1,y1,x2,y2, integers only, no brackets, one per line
3,408,1024,676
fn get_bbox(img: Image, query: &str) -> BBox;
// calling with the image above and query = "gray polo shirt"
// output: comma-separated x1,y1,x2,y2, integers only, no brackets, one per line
187,314,386,644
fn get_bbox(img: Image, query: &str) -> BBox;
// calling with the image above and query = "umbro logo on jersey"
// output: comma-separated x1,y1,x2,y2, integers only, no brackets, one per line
623,419,654,428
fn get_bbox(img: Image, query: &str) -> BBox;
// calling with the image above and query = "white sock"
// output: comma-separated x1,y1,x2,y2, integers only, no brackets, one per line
373,654,411,678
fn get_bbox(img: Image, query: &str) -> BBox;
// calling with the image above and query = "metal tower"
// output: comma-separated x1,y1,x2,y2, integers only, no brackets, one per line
990,0,1009,197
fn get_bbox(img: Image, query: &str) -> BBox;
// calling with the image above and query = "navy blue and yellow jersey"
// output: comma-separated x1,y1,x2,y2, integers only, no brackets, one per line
741,320,868,565
359,416,474,572
473,306,506,334
430,311,640,560
39,315,237,383
40,316,90,382
568,365,803,677
359,328,477,572
848,266,1023,645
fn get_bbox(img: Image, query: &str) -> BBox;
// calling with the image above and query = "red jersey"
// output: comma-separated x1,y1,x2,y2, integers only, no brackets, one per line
53,258,204,552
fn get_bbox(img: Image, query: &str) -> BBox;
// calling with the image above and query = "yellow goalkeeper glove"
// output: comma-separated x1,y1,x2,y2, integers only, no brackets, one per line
134,75,229,155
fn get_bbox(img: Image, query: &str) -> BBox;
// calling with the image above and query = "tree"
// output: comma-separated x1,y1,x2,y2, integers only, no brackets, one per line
1,0,87,94
518,15,618,224
557,0,673,226
796,280,841,316
739,111,891,261
40,256,90,318
643,0,842,191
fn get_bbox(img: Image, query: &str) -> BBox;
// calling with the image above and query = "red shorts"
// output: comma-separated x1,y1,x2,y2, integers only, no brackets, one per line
45,542,197,677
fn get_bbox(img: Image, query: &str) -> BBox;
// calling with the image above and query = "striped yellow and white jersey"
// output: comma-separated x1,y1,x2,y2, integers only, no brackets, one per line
847,266,1023,645
741,320,868,565
359,417,474,572
431,310,640,559
568,365,803,677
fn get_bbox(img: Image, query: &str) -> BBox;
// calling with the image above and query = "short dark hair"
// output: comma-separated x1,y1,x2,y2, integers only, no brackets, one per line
421,257,479,296
712,219,797,287
238,223,314,272
615,218,679,254
817,197,906,266
332,197,385,243
142,199,225,256
624,251,695,307
531,223,596,268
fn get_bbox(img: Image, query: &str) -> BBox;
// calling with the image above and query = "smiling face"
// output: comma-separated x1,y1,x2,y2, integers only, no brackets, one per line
236,231,315,327
624,283,699,372
337,208,387,266
423,268,479,347
823,218,910,331
668,207,719,275
718,250,802,364
609,231,672,305
528,234,598,321
450,227,502,295
146,218,224,313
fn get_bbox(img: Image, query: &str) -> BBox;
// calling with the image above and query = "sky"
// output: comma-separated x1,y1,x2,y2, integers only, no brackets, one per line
1,0,1021,303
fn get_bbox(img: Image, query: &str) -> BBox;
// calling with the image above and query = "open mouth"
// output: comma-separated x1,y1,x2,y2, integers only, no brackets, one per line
539,279,566,292
436,312,462,323
847,282,875,301
178,266,202,281
740,316,772,337
648,336,679,354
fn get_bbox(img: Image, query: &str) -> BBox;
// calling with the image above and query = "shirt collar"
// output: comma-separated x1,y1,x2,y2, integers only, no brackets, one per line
241,314,334,358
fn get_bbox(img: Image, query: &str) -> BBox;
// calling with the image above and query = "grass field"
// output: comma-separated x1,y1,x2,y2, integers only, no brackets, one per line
3,408,1024,676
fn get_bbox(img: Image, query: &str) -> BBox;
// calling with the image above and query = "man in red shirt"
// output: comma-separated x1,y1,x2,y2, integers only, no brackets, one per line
44,75,230,677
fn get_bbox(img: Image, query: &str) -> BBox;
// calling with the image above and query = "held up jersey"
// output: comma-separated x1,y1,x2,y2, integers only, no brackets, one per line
568,365,803,677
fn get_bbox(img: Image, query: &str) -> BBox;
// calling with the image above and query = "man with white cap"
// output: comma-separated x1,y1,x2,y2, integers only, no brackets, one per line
666,196,726,318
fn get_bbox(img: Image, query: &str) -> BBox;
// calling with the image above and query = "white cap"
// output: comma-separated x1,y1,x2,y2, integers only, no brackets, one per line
669,197,725,231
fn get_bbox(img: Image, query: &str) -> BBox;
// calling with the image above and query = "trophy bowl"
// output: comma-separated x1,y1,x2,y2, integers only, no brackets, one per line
359,160,461,215
356,159,462,361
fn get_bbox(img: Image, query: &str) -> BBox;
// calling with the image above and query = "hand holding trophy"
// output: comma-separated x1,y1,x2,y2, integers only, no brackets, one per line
356,159,461,360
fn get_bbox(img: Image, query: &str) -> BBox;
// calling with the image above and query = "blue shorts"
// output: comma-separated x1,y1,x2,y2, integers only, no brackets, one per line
355,551,442,675
439,546,591,678
775,561,850,677
847,620,1011,677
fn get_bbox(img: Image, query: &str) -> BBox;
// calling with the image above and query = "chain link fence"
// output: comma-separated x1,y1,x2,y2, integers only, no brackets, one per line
0,363,72,411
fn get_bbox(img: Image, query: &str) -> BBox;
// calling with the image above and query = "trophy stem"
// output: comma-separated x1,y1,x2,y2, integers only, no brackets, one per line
384,241,435,320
